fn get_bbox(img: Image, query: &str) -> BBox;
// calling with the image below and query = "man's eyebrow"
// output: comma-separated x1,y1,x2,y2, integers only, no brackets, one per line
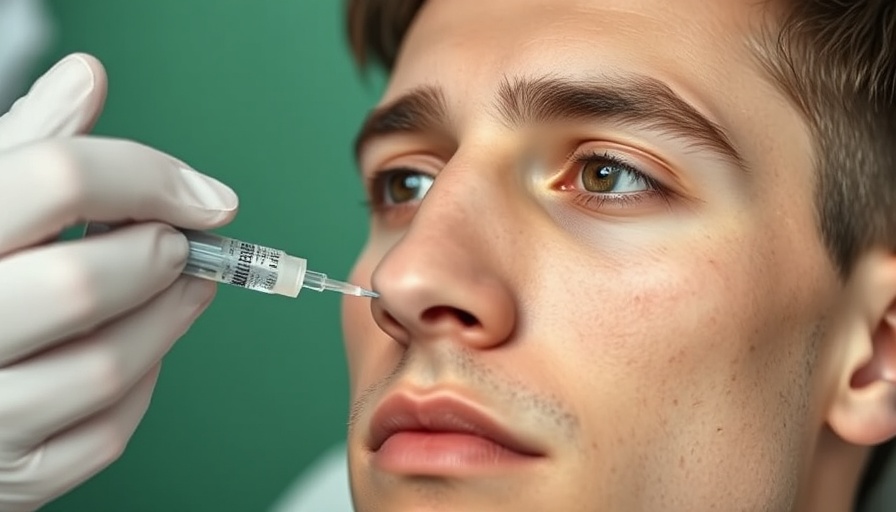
495,75,745,169
354,85,448,159
354,76,745,171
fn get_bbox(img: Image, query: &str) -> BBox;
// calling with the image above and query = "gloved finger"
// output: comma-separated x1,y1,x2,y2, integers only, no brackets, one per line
0,223,190,365
0,53,107,151
0,365,161,512
0,275,214,443
0,135,238,254
0,226,214,365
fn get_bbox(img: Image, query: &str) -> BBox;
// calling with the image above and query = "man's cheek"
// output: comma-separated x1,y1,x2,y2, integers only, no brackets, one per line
557,256,737,374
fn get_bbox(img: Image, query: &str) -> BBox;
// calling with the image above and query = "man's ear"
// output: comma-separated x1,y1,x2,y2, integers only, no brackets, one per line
828,250,896,446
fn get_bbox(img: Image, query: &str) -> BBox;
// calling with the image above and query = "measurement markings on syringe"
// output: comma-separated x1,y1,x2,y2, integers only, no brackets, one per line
258,247,281,290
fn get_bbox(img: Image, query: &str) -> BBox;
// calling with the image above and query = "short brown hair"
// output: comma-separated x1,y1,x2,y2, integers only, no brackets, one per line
756,0,896,277
346,0,424,70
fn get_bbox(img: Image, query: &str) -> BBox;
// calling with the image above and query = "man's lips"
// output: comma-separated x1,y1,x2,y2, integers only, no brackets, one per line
367,392,544,474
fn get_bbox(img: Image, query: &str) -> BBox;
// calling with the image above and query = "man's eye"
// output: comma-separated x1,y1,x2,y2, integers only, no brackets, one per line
371,168,435,206
580,154,652,194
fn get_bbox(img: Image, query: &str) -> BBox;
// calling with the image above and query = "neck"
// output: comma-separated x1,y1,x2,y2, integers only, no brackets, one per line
798,426,871,512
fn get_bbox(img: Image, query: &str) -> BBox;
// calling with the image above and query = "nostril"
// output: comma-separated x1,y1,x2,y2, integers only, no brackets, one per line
371,300,411,342
382,310,403,331
421,306,481,328
456,310,479,327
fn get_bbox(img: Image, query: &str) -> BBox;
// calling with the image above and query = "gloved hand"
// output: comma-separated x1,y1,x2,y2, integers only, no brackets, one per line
0,54,238,511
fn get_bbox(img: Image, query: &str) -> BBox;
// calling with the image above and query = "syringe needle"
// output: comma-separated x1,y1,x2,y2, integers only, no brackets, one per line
317,277,379,298
298,268,378,297
356,287,380,298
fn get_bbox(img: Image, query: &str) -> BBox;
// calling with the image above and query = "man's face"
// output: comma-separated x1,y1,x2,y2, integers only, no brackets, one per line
342,0,846,510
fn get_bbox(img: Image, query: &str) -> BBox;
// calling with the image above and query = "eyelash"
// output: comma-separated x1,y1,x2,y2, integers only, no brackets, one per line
565,149,671,211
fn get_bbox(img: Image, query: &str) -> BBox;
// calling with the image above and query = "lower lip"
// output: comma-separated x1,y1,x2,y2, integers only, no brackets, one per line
373,431,539,475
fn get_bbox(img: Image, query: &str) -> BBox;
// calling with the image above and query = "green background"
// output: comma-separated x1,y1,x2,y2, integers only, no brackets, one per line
29,1,384,510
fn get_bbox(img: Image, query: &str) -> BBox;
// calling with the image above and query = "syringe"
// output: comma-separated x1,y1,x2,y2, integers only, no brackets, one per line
181,229,378,298
85,224,377,298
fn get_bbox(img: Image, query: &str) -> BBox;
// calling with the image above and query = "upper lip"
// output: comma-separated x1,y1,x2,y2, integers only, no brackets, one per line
368,391,543,456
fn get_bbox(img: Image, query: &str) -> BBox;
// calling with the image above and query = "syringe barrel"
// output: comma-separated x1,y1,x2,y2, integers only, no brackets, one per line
181,230,308,297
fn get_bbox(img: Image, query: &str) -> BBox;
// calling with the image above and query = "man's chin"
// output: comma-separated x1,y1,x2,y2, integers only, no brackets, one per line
348,449,569,512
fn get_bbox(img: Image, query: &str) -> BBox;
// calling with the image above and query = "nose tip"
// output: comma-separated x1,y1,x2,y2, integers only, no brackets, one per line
370,263,516,349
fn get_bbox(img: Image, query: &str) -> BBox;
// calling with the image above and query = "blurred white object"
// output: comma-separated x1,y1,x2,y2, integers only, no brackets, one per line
270,444,353,512
0,0,53,110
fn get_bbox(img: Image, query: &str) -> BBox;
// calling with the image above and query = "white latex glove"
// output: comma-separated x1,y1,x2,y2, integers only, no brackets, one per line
0,54,238,512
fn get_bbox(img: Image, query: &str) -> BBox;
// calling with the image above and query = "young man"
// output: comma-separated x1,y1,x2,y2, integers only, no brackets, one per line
338,0,896,510
0,1,892,511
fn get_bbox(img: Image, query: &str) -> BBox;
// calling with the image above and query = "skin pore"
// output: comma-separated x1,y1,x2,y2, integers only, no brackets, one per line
340,0,893,510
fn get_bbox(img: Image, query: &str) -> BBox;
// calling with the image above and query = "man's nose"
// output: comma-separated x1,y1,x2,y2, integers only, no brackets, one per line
369,172,517,350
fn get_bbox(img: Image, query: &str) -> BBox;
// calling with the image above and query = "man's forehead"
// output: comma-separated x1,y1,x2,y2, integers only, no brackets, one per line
386,0,771,104
408,0,767,38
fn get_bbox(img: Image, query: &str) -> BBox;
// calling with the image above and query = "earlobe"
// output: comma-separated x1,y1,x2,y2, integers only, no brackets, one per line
827,251,896,446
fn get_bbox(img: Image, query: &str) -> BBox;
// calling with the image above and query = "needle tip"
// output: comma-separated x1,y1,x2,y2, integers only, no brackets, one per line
359,288,379,298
